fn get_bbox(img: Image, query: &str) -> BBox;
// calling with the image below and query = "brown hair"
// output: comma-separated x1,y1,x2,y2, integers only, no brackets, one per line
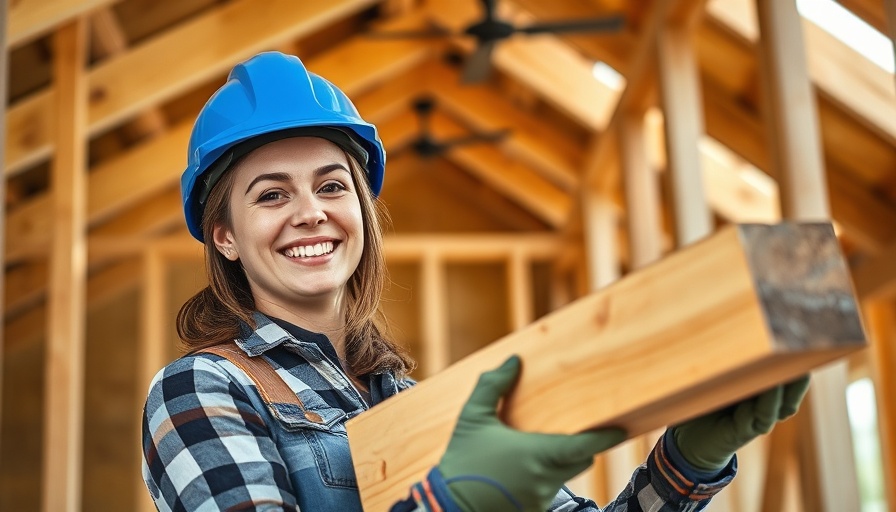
176,147,416,377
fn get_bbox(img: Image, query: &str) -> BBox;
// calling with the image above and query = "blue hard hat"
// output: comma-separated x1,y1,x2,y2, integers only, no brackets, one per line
181,51,386,242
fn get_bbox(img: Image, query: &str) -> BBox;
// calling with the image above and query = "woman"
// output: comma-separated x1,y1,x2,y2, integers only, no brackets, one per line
142,51,808,512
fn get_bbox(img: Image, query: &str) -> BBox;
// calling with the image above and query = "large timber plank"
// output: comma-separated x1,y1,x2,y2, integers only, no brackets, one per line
346,222,867,511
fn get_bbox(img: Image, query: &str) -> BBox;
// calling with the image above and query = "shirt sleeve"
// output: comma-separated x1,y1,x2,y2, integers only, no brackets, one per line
599,430,737,512
142,355,299,511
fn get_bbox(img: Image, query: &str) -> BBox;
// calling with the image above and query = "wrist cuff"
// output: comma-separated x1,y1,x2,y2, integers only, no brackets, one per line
647,430,737,504
409,467,464,512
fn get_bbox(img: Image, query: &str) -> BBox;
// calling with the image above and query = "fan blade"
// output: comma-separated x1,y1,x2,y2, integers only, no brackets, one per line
438,129,510,150
481,0,497,20
365,26,453,39
461,39,498,84
413,97,436,137
519,15,625,35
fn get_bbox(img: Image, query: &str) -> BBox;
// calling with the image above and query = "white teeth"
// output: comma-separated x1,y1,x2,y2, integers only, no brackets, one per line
285,241,335,258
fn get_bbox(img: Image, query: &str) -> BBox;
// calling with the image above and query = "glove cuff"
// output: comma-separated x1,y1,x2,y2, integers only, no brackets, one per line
410,467,466,512
647,430,737,505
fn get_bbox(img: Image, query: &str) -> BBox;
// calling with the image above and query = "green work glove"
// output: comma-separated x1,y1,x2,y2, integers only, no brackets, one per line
672,375,811,472
438,356,626,512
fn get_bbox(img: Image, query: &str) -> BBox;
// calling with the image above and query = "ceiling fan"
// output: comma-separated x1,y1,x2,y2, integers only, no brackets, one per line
368,0,625,83
407,96,510,158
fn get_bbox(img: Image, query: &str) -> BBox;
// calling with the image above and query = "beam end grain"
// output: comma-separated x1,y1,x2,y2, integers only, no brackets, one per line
346,222,867,511
740,223,865,350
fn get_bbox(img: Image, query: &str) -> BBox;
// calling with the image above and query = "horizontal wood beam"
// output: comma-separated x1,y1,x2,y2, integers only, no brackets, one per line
347,222,867,510
426,62,582,191
5,15,435,263
7,0,117,48
701,82,896,254
4,0,382,177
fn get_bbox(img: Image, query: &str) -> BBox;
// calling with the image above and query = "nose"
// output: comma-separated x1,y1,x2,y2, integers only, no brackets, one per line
290,197,327,227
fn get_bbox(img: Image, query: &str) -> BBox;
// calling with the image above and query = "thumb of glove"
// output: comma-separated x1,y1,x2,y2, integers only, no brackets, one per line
460,356,522,419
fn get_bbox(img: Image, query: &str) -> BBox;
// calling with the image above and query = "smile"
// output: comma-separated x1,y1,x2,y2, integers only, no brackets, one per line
282,241,335,258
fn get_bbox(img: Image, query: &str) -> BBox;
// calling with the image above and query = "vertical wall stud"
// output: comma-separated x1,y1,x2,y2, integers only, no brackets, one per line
756,1,860,510
42,18,88,512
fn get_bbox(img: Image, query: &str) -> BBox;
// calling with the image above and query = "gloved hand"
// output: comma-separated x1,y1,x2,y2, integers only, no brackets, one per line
672,375,811,472
438,356,626,512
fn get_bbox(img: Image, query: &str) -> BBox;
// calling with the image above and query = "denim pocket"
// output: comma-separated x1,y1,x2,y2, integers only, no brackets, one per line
302,428,358,489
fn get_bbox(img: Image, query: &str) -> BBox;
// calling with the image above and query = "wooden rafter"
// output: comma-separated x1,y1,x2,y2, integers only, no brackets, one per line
7,0,118,48
4,0,382,177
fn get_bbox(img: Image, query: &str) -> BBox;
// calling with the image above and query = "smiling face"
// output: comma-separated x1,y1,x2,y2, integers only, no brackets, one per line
212,136,365,320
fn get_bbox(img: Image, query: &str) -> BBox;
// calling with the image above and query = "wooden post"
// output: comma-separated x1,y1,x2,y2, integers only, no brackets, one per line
862,301,896,511
608,109,665,489
656,23,711,247
348,222,867,511
42,18,88,512
0,0,9,437
755,1,861,510
135,248,169,511
578,189,620,504
620,111,663,269
656,17,742,512
507,251,532,332
421,252,449,376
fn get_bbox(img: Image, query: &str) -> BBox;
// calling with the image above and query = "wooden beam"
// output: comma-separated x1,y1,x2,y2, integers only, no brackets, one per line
7,0,117,48
4,258,143,355
429,111,572,228
656,23,711,246
426,63,582,191
88,7,167,141
506,251,532,331
420,252,448,377
619,112,662,268
384,234,565,262
5,15,434,263
755,1,860,510
709,0,896,145
702,81,896,254
42,18,88,512
4,0,381,177
347,222,867,511
583,0,709,190
135,248,169,512
862,300,896,511
502,0,634,73
0,0,8,431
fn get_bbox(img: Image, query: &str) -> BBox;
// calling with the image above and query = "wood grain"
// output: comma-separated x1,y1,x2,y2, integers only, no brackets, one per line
347,222,866,511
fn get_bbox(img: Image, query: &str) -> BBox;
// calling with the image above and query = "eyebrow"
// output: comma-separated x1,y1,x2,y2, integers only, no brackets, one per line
244,164,350,195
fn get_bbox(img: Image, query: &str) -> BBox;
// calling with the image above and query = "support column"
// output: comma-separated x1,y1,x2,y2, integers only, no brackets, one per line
135,248,169,511
756,1,860,510
506,251,532,332
421,252,449,376
656,23,712,247
42,18,88,512
862,301,896,511
0,0,9,437
577,189,621,504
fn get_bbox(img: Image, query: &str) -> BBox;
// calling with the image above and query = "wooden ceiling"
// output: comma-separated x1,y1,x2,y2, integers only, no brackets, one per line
5,0,896,339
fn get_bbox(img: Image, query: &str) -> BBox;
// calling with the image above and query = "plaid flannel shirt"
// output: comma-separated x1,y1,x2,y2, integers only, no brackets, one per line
142,312,735,511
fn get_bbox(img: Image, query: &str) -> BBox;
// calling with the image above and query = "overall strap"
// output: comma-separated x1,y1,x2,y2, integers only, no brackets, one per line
199,344,324,424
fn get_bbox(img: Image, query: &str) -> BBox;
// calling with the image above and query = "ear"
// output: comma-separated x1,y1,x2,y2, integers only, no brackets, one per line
212,223,239,261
